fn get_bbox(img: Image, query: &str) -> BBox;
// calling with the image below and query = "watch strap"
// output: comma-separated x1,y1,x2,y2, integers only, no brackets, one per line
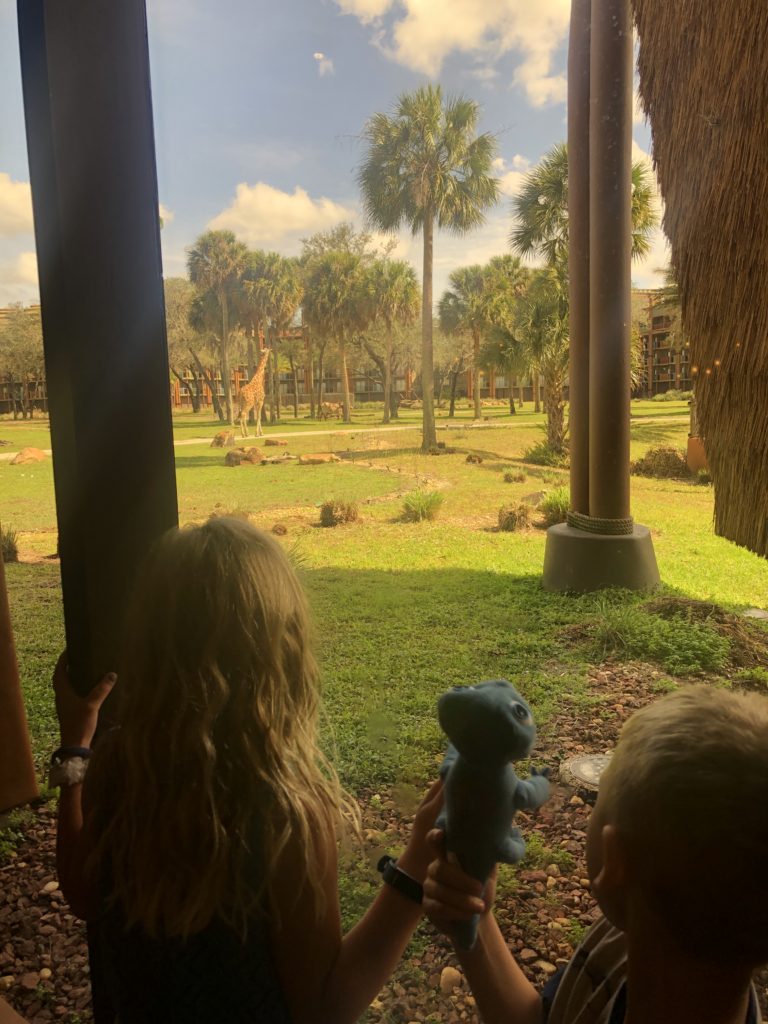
377,855,423,904
51,745,92,763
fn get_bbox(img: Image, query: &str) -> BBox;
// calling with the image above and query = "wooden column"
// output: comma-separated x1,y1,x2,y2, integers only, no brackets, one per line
18,0,178,696
588,0,633,520
568,0,592,515
0,552,38,812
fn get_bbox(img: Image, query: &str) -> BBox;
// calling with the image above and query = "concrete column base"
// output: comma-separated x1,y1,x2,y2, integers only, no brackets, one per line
542,523,660,593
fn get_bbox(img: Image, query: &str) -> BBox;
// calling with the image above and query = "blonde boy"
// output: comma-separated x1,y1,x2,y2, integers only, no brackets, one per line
424,685,768,1024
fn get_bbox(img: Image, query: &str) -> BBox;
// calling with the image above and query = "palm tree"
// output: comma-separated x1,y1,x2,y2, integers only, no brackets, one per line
438,265,490,421
510,142,658,267
358,84,500,450
187,230,248,424
302,251,367,423
363,259,419,423
261,254,304,422
514,270,570,452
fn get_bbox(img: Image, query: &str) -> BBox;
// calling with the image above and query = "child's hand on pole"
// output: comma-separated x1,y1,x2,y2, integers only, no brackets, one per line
52,651,117,747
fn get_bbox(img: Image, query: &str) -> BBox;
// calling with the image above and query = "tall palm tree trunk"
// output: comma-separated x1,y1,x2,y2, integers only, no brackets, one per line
289,355,299,418
270,346,281,422
383,327,393,424
544,368,565,452
421,212,437,451
533,372,541,414
339,337,351,423
219,289,233,425
509,377,517,415
316,342,325,415
472,329,482,420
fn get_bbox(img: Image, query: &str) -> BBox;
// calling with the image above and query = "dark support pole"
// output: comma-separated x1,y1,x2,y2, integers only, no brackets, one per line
588,0,633,520
17,0,178,695
568,0,592,515
542,0,659,592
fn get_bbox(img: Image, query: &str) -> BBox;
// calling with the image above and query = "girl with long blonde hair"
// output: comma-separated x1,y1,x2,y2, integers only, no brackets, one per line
53,517,442,1023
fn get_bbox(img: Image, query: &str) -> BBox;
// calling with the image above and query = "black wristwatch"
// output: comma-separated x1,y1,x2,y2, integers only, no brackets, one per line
377,855,423,904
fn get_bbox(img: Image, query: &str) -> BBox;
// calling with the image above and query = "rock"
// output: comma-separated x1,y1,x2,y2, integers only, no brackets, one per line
298,453,341,465
546,875,557,889
10,447,47,465
261,454,297,464
439,966,463,993
264,438,288,447
39,968,52,981
224,447,264,467
41,881,59,894
743,608,768,620
519,948,538,963
271,523,288,536
0,976,14,991
21,971,40,989
465,454,483,464
210,430,236,448
534,960,558,975
545,864,561,877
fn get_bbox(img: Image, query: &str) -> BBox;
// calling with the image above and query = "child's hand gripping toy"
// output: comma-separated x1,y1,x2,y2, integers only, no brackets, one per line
437,680,550,950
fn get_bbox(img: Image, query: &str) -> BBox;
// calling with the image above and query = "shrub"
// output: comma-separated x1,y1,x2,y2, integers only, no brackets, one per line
540,487,570,527
631,446,690,479
498,503,532,532
734,667,768,693
319,500,359,528
402,490,443,522
522,442,569,468
696,467,713,485
649,389,693,402
1,525,19,563
589,599,730,675
503,469,527,484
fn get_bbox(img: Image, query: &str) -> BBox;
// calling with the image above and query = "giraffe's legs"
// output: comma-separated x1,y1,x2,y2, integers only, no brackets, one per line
239,404,249,438
254,401,263,437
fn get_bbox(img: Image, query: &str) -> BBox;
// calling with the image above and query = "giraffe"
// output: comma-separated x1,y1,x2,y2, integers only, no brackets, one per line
236,347,271,438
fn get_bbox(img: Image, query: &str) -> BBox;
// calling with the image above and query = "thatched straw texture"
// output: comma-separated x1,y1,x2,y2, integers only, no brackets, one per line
632,0,768,557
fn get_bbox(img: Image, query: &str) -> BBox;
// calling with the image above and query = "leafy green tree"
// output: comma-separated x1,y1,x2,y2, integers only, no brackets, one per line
513,270,570,452
303,250,369,422
511,142,658,267
0,305,44,419
358,84,500,450
164,277,212,413
187,229,248,424
361,258,419,422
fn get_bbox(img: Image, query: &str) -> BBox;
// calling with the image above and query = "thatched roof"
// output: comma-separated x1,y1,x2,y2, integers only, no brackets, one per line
632,0,768,557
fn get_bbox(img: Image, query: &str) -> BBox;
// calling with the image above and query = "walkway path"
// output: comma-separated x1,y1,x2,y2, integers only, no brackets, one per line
0,413,689,461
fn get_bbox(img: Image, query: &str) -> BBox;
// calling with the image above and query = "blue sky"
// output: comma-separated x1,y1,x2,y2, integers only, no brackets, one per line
0,0,667,307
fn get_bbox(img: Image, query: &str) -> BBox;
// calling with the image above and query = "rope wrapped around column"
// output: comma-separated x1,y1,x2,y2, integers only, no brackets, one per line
567,510,634,536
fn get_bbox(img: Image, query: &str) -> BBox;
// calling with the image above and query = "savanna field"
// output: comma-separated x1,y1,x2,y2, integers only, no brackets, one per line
2,400,767,1022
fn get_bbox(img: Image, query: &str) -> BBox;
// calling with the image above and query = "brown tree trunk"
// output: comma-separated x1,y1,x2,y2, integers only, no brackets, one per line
316,342,326,415
533,372,541,414
270,345,281,422
339,337,351,423
289,355,299,418
219,288,233,425
383,326,393,424
420,211,437,451
473,329,482,421
544,368,566,452
449,367,459,418
190,348,222,418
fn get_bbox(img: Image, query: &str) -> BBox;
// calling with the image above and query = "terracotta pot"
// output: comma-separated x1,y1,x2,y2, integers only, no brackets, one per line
687,435,708,473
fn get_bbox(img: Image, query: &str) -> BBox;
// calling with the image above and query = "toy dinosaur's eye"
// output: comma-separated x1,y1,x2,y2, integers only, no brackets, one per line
512,703,530,722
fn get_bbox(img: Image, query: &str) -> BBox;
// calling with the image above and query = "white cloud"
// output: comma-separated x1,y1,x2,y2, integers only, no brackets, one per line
493,153,531,197
313,52,335,77
159,203,175,225
0,174,34,237
208,182,355,248
0,250,39,305
335,0,570,107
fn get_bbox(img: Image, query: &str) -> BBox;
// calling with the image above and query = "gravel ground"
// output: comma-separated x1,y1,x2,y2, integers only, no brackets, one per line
2,664,766,1023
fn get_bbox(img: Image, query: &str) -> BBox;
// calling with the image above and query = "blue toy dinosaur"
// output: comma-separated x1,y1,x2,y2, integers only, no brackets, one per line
437,680,550,950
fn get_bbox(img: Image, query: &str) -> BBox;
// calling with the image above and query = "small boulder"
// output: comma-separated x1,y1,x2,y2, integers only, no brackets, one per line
264,438,288,447
466,453,483,464
298,452,341,465
11,446,47,465
224,447,264,466
210,430,236,448
439,966,463,994
271,523,288,536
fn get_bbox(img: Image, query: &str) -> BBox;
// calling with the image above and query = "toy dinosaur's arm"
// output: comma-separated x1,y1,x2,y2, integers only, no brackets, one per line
512,767,550,811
